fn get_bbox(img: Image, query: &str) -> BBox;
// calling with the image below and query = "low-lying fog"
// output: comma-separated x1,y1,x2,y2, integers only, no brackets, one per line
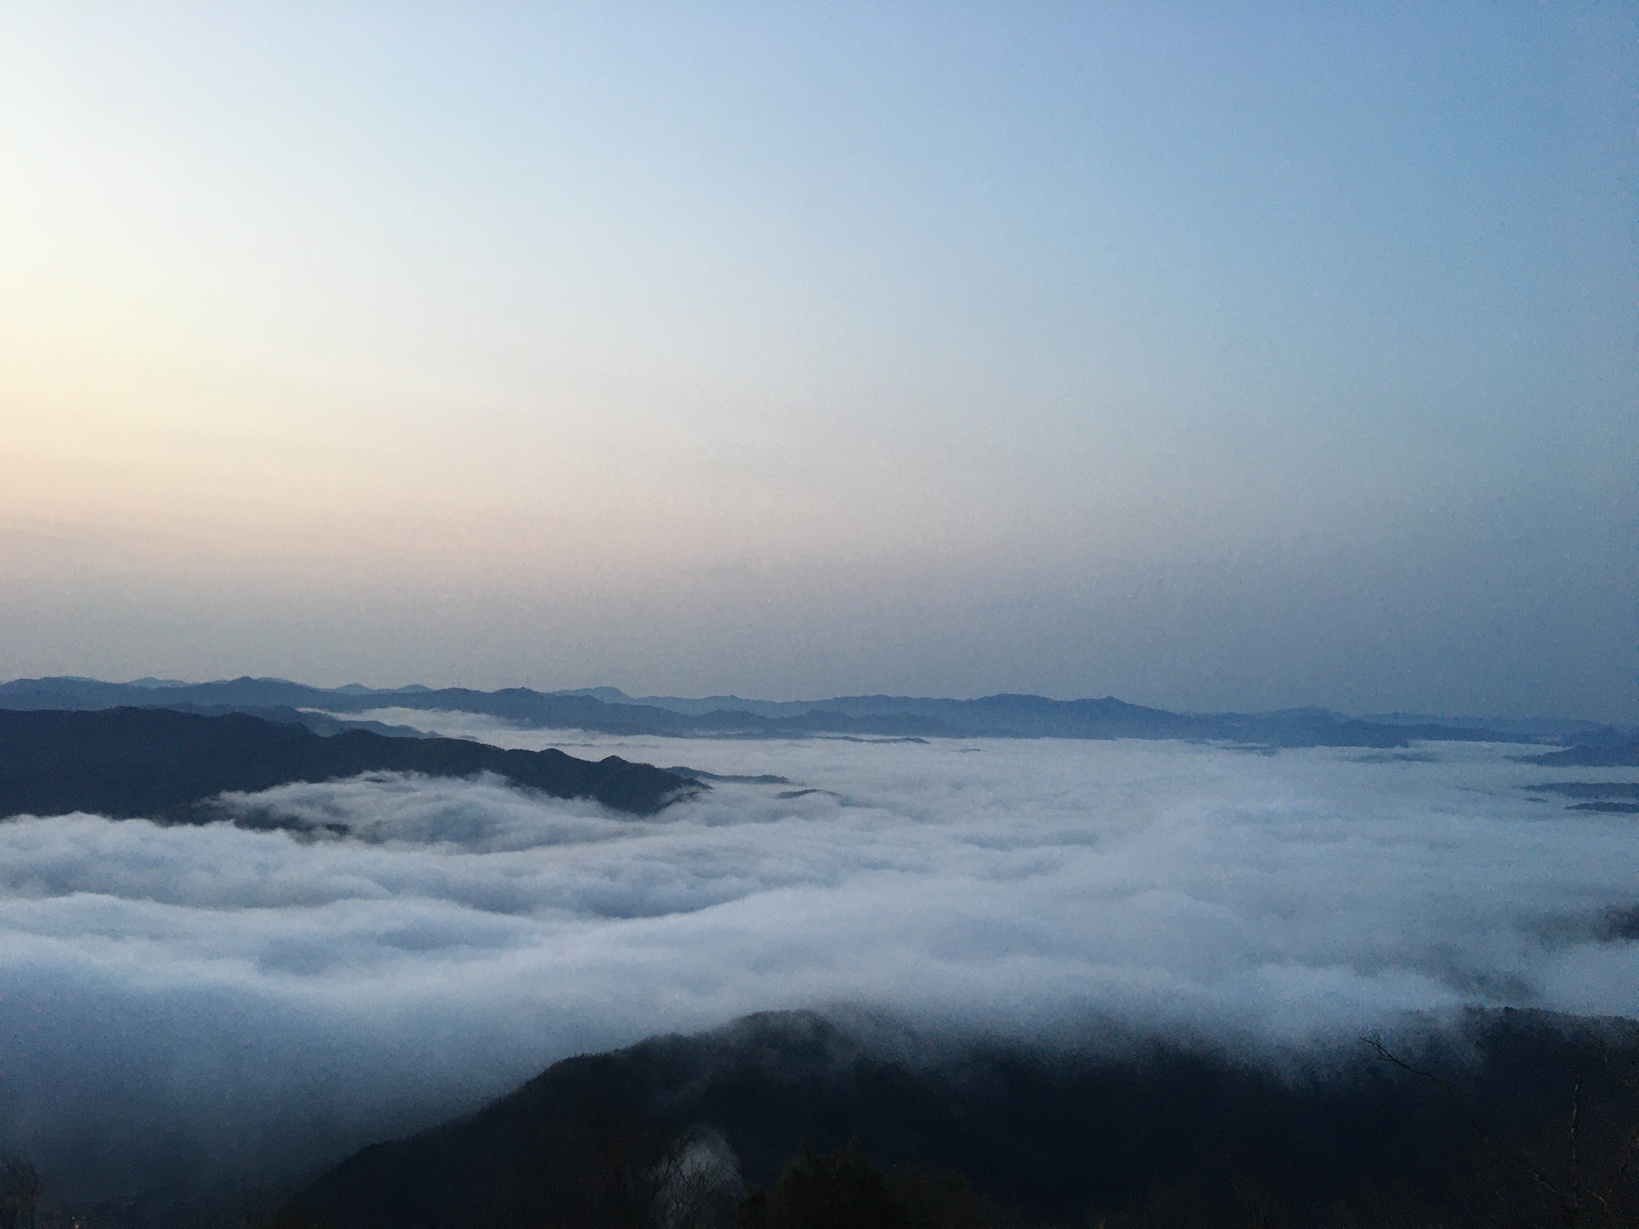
3,717,1636,1197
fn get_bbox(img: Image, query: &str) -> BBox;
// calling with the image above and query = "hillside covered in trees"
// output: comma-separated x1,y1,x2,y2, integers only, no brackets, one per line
285,1009,1639,1229
0,707,698,821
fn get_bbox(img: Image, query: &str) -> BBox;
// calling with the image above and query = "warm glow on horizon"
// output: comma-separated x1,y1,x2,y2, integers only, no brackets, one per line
1,3,1633,717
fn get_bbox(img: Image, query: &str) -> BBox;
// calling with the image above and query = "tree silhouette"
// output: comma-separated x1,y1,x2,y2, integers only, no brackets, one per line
0,1159,40,1229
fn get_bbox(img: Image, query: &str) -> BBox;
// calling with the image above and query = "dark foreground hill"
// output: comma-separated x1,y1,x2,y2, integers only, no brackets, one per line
293,1008,1639,1229
0,708,698,821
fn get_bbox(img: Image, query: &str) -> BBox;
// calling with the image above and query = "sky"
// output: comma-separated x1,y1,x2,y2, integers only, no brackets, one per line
5,732,1637,1194
1,3,1634,719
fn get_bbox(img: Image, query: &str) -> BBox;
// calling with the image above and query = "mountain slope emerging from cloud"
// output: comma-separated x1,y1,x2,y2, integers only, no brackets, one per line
294,1009,1639,1229
0,708,697,821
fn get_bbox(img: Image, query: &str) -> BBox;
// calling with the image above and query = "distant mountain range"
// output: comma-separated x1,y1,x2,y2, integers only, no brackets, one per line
8,678,1627,830
5,675,1623,749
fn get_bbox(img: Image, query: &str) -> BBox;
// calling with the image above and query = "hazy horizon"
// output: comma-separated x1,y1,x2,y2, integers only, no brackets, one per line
3,675,1625,730
2,3,1634,722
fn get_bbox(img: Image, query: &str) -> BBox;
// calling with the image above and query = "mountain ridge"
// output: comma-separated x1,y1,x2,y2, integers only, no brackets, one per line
3,675,1605,748
0,707,698,822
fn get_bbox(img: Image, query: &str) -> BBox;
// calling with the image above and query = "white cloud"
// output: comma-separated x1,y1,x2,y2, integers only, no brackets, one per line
1,733,1636,1196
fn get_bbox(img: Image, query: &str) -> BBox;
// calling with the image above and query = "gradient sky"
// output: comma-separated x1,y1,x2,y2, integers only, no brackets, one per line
1,3,1634,718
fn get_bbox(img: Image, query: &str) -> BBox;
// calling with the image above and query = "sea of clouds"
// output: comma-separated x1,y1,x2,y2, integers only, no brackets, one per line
2,719,1637,1197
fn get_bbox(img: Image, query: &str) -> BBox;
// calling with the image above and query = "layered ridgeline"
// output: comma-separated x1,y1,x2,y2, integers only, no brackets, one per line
291,1009,1639,1229
4,675,1627,748
0,708,698,821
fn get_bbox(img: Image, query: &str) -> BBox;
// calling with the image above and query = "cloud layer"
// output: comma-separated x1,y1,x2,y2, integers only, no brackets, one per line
2,730,1636,1196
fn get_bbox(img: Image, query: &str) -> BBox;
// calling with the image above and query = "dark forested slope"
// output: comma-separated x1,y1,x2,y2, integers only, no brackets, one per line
0,707,698,820
294,1009,1639,1229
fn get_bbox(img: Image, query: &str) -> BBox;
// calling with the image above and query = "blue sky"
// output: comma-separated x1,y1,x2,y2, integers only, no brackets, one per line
0,3,1633,717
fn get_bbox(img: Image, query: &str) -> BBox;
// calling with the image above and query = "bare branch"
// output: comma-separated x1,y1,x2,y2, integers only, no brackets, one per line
1360,1036,1572,1216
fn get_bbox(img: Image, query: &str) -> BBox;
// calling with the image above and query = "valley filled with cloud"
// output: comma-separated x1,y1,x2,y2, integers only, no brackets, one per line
2,728,1634,1197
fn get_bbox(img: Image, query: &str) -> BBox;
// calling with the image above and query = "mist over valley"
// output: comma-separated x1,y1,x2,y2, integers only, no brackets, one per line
1,684,1636,1222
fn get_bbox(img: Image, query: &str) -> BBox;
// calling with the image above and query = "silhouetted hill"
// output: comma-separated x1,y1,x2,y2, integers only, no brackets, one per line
1528,739,1639,767
1367,712,1625,741
0,677,1545,748
1525,781,1639,814
0,708,698,821
0,675,347,711
293,1009,1639,1229
162,702,434,738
